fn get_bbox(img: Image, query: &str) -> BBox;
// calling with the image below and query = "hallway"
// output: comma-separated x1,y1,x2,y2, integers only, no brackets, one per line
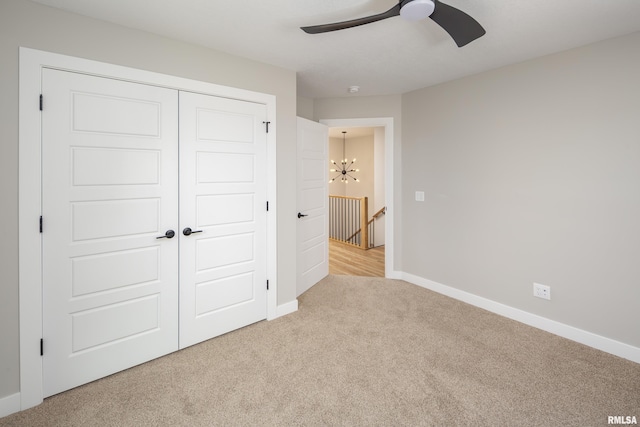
328,240,385,277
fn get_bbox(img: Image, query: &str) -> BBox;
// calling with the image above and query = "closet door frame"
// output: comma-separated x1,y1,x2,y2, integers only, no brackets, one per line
18,47,278,411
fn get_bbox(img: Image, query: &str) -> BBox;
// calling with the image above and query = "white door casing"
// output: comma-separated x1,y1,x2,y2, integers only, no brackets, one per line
179,91,268,349
296,117,329,297
41,69,179,397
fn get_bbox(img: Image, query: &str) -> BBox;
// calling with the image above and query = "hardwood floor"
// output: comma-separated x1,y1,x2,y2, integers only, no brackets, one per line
329,239,385,277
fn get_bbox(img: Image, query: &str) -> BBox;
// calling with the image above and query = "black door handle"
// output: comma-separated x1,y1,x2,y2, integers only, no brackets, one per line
156,230,175,239
183,227,203,236
297,212,308,218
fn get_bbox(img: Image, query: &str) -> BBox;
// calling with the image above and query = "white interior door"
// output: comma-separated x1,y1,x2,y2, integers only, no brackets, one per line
296,117,329,296
42,69,179,397
178,91,268,349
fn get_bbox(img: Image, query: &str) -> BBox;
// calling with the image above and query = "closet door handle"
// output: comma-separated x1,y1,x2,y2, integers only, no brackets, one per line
183,227,203,236
156,230,175,239
297,212,308,218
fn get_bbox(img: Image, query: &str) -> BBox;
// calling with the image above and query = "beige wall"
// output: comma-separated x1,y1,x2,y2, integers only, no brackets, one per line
401,32,640,348
314,95,402,125
328,137,347,197
297,96,314,121
0,0,297,399
344,136,374,202
328,135,374,202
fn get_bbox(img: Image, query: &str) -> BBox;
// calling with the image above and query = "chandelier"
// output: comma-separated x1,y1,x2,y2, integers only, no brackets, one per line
329,131,359,184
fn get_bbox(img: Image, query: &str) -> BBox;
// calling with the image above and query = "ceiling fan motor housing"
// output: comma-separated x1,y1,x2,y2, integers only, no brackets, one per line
400,0,435,21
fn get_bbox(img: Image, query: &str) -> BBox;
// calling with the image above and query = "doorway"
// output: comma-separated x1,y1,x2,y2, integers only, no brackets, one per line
320,118,395,279
326,127,385,277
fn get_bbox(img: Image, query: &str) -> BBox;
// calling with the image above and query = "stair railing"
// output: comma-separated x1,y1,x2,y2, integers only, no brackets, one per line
329,196,386,249
329,195,368,249
366,206,386,249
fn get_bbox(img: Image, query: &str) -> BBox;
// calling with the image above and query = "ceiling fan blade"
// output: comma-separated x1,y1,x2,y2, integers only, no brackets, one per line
301,3,401,34
429,0,486,47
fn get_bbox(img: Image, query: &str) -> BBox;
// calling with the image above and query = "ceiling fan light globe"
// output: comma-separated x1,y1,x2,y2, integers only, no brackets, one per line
400,0,435,21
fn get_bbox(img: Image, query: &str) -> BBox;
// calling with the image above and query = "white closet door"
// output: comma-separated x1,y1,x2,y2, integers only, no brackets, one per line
178,91,268,349
42,69,179,397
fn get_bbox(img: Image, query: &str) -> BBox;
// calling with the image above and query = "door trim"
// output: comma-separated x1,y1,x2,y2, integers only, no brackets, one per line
319,118,396,278
19,47,278,410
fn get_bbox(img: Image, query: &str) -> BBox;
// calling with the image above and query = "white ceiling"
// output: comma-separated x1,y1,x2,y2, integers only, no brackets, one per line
30,0,640,99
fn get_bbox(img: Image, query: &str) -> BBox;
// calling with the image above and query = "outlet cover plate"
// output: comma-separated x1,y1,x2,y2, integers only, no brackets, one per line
533,283,551,300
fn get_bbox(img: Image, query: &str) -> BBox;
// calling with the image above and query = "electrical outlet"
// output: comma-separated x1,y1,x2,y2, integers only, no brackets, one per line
533,283,551,300
415,191,425,202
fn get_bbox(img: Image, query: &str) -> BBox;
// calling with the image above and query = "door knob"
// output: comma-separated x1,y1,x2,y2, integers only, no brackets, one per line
297,212,308,218
156,230,175,239
183,227,203,236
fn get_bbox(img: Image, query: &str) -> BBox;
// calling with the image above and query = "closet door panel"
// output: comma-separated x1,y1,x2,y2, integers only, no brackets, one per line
42,69,179,397
179,92,268,349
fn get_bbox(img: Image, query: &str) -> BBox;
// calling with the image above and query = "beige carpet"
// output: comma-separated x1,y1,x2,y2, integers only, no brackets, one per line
2,275,638,426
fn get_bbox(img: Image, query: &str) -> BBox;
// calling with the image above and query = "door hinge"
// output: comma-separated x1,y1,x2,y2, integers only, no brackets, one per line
266,280,269,291
39,216,43,233
262,121,271,133
40,339,43,356
39,94,43,111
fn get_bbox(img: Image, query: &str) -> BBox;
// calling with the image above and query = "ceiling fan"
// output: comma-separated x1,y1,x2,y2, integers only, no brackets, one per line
301,0,486,47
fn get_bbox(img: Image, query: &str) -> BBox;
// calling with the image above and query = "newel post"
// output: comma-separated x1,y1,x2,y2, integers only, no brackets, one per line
360,197,369,249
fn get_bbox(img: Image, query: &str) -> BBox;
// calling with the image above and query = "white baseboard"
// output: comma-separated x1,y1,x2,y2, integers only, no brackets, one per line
274,299,298,319
386,270,403,280
0,392,21,418
401,272,640,364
